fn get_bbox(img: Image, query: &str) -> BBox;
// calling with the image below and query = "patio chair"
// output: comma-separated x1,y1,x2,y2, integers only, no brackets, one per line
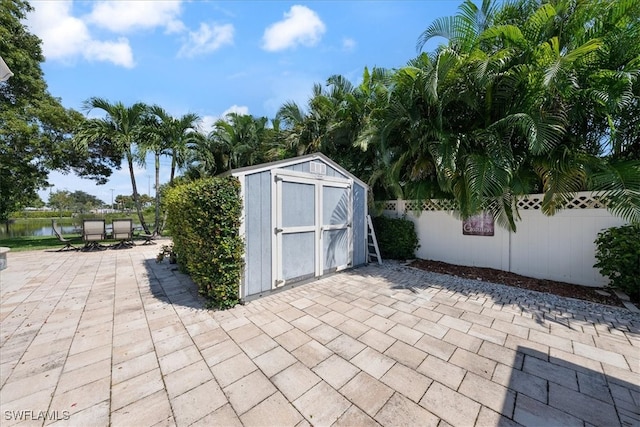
139,230,158,245
111,219,134,249
51,219,79,251
82,219,107,251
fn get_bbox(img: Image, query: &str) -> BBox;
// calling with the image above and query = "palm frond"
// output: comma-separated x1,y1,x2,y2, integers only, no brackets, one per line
464,153,511,211
522,2,556,42
590,159,640,224
534,150,588,216
491,112,565,155
417,16,476,53
479,24,525,48
428,138,461,193
484,192,520,232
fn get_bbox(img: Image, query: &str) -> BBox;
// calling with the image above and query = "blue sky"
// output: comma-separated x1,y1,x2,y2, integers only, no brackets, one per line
26,0,461,205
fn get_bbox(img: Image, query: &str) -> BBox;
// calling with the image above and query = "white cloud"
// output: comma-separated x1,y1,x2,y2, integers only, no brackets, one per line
178,23,234,58
200,115,217,133
28,2,88,58
84,39,135,68
342,37,356,52
262,5,325,52
199,105,250,133
27,1,134,68
86,1,184,34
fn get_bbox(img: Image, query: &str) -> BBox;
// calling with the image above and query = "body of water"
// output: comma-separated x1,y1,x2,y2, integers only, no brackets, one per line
1,219,142,238
0,219,81,238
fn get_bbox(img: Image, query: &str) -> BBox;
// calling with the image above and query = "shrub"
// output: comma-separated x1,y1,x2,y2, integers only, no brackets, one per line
594,224,640,301
165,177,244,309
372,215,419,260
156,243,177,264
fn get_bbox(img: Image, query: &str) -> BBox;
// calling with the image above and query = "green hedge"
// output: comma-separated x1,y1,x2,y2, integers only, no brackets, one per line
165,177,244,309
594,224,640,301
372,215,419,260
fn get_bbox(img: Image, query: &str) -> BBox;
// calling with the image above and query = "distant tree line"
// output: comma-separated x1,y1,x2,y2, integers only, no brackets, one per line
42,190,154,215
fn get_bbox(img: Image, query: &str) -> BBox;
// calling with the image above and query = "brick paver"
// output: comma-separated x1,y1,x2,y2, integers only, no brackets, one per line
1,244,638,426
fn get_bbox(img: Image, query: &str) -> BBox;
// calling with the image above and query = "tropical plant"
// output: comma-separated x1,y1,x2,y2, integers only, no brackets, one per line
594,224,640,301
146,107,201,184
355,0,640,230
276,84,333,157
187,112,273,176
371,215,419,260
142,106,201,233
276,68,391,186
74,98,151,233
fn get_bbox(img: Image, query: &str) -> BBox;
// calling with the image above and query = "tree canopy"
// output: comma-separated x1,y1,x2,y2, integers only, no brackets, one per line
0,0,118,222
48,190,105,213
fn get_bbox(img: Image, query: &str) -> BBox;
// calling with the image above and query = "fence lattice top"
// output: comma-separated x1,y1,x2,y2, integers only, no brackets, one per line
384,192,608,212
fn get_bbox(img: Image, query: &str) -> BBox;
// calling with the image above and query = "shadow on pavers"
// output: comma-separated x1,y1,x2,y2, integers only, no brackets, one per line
143,259,206,310
502,347,639,426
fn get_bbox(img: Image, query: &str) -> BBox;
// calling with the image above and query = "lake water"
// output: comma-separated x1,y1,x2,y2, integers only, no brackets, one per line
0,219,82,238
0,219,142,238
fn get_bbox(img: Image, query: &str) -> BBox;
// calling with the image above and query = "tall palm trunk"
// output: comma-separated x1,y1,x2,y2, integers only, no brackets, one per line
170,155,176,184
127,151,149,233
160,152,177,234
154,150,160,234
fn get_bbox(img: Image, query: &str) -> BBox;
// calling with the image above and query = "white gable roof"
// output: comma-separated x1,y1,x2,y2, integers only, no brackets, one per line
224,153,368,189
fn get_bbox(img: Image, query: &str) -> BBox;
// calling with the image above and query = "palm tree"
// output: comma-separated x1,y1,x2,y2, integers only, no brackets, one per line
478,0,640,221
272,70,391,184
276,84,335,157
74,98,151,233
416,0,499,55
183,133,220,178
149,108,202,184
276,101,312,156
207,113,270,171
377,0,640,229
325,68,392,181
143,106,202,233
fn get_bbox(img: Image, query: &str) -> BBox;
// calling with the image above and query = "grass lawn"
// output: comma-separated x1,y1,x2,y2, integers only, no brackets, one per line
0,235,83,252
0,234,167,252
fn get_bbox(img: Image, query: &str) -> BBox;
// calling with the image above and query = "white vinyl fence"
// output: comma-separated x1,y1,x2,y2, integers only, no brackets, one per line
382,192,628,287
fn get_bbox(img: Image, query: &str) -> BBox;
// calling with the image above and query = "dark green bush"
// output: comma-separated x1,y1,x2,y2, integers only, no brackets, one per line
594,224,640,301
372,215,419,260
165,177,244,309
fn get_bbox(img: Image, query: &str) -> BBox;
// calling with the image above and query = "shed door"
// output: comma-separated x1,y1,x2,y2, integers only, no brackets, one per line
273,171,352,287
321,183,351,274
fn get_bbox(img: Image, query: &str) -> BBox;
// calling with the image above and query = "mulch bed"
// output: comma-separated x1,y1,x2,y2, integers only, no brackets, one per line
409,259,626,308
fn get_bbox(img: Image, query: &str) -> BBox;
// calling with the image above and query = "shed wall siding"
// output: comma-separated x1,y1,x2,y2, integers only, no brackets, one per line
352,183,366,266
245,172,272,295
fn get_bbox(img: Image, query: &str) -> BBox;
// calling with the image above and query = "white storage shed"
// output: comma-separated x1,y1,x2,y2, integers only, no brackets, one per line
227,153,369,300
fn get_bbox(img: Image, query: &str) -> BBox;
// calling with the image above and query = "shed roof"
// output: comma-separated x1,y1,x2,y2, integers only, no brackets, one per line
224,153,368,189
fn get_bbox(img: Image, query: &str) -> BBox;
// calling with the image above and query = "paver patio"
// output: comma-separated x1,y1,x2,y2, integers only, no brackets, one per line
0,244,638,426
